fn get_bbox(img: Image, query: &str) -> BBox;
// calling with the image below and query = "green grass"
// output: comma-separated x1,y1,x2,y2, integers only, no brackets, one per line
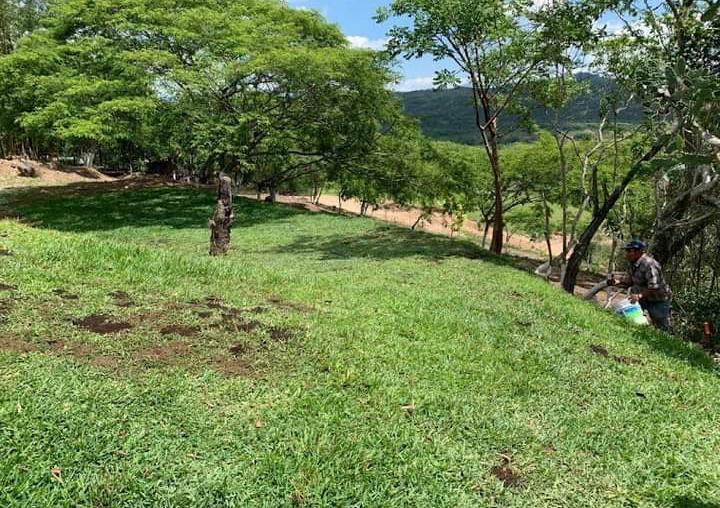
1,184,719,507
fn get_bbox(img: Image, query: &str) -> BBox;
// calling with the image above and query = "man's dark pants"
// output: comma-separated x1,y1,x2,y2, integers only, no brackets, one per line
641,300,672,332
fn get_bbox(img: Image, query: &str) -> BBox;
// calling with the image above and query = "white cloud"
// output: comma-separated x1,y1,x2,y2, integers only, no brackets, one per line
346,35,388,51
393,77,436,92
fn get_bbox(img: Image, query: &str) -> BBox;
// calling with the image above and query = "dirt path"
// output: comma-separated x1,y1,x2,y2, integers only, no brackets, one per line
245,192,565,258
0,159,114,189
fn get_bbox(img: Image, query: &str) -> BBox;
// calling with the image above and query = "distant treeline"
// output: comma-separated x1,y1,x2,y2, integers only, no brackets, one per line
398,73,644,145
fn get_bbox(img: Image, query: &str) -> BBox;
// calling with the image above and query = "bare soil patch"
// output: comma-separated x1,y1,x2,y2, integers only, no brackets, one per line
0,158,114,189
53,288,79,300
0,298,13,323
160,324,200,338
229,342,253,357
73,314,132,335
0,249,13,257
214,315,263,334
203,296,227,310
0,337,39,353
491,455,524,488
590,344,610,357
213,356,255,377
134,341,193,365
91,356,119,369
246,306,269,314
48,339,96,357
590,344,640,365
0,283,17,291
267,326,295,343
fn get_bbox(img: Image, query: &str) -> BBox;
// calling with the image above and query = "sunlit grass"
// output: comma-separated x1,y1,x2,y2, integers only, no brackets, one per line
0,185,718,507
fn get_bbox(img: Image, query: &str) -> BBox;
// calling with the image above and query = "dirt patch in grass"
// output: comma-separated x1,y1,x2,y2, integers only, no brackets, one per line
0,283,17,291
590,344,610,357
213,356,255,377
590,344,640,365
73,314,132,335
0,337,40,353
160,324,200,338
267,296,314,313
214,312,263,334
267,326,295,342
491,455,524,488
53,288,80,300
0,298,13,323
219,324,300,377
0,249,14,257
203,296,228,310
90,356,119,369
0,337,119,368
49,339,96,357
229,342,253,357
134,341,193,364
51,339,119,369
109,290,134,308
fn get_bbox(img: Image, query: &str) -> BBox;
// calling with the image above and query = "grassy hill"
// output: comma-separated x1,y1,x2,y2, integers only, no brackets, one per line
1,183,718,507
398,73,644,145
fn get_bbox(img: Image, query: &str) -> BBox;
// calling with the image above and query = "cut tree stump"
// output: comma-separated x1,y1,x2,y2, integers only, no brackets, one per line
14,159,36,178
209,173,234,256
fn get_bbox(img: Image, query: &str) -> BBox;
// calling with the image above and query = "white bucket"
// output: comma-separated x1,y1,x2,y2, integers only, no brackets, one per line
614,298,649,326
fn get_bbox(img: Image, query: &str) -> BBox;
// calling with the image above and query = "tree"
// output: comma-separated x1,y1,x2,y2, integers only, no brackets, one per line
0,0,403,182
378,0,602,254
562,0,719,293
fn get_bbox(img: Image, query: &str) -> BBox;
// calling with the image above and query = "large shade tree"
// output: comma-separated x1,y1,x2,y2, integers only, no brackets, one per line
0,0,407,183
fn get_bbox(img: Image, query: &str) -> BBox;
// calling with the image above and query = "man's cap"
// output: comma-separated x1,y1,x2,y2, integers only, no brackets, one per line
624,240,647,251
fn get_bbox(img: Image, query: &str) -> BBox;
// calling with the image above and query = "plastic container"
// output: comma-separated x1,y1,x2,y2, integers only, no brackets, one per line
614,298,649,326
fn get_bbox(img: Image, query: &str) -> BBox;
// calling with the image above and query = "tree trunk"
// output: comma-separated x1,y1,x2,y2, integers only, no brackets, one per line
481,219,491,249
555,134,569,255
82,150,95,169
563,124,679,293
542,195,553,265
267,184,278,203
488,136,504,254
209,174,234,256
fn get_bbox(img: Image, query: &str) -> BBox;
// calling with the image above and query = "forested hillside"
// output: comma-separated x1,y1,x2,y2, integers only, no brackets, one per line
398,73,644,145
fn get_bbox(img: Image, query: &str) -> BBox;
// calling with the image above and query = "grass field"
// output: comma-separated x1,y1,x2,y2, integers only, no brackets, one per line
1,183,719,507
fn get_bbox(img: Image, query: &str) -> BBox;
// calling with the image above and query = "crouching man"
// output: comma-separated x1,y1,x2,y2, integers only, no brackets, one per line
610,240,673,332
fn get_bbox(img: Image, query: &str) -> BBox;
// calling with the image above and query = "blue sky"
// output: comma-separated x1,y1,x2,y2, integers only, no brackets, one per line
287,1,626,91
287,0,438,91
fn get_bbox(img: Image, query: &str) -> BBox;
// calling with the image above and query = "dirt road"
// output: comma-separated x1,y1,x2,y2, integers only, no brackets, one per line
245,192,565,258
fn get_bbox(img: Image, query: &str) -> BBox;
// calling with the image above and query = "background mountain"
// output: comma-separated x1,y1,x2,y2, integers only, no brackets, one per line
397,73,643,145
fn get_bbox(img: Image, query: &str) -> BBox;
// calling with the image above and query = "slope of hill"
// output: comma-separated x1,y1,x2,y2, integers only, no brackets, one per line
0,158,114,189
0,183,718,506
398,73,644,145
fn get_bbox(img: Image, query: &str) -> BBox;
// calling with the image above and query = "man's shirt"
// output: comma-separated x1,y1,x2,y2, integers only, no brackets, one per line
624,254,672,302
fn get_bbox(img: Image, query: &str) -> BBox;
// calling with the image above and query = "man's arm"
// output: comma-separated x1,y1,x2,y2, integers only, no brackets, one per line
609,272,632,288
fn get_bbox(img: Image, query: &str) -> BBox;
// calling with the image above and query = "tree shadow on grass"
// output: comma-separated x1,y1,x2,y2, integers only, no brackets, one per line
276,225,490,262
632,325,718,373
670,497,720,508
1,182,302,232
